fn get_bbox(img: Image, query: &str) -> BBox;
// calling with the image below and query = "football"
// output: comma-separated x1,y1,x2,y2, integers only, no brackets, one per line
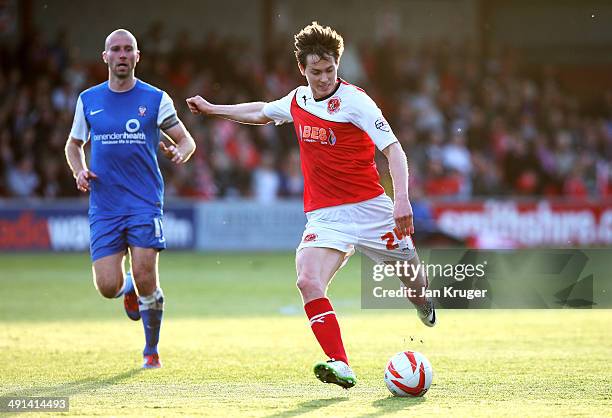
384,351,433,397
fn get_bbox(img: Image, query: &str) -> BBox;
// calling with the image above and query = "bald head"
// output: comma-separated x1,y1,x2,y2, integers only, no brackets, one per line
103,29,140,83
105,29,138,51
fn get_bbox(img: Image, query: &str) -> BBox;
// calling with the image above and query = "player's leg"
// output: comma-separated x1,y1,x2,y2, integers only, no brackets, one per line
393,253,436,327
89,214,132,298
296,247,347,359
92,252,126,298
125,214,167,369
391,252,427,306
89,215,139,320
92,256,139,319
129,246,164,369
120,269,140,321
297,247,356,388
296,207,358,388
296,247,346,304
355,194,436,327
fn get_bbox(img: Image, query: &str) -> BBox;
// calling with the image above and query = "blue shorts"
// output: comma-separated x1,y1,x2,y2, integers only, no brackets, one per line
89,213,166,261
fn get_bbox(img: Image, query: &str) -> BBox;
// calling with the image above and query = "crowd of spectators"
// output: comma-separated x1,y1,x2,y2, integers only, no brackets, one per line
1,24,611,202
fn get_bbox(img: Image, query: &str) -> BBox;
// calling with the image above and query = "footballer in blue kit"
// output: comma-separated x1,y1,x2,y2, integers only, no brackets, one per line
65,29,196,369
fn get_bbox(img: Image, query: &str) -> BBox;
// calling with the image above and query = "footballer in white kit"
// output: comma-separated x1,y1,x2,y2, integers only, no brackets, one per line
187,21,435,390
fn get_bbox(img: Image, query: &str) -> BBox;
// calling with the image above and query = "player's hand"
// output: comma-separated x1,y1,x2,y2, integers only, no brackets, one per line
186,95,212,115
159,141,185,164
394,197,414,238
75,169,98,193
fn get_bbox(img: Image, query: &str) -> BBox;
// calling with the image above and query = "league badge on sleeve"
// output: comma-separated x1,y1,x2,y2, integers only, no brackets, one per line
375,117,390,132
327,97,341,114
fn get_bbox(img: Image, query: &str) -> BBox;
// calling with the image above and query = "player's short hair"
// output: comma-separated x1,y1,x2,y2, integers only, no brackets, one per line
294,22,344,67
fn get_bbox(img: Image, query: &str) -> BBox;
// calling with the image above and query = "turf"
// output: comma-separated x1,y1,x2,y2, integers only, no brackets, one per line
1,253,611,417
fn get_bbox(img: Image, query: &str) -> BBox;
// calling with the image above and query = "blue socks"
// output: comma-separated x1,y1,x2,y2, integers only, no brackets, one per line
114,271,135,298
139,288,164,356
112,273,163,357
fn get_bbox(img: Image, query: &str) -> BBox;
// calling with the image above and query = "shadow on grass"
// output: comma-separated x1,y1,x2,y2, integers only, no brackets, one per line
265,397,349,418
355,395,427,418
1,368,142,399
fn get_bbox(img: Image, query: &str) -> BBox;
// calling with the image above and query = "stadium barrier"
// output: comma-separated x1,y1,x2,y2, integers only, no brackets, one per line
433,200,612,247
0,200,196,251
195,200,306,251
0,199,611,252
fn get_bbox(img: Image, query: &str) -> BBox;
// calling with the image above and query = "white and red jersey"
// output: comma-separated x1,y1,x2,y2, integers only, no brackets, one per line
263,79,398,212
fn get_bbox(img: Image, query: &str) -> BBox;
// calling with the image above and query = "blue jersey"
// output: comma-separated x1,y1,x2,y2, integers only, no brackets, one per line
70,80,176,216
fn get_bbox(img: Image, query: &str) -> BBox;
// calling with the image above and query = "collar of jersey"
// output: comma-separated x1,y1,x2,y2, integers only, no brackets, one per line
107,78,139,94
313,79,342,102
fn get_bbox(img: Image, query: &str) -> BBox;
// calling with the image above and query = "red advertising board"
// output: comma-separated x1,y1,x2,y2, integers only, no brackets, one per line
431,200,612,247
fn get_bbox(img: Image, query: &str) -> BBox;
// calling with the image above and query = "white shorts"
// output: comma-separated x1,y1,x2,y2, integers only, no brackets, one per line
297,194,417,263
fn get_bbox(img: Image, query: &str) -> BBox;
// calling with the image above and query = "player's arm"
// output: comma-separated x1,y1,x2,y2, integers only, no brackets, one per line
382,142,414,237
186,95,273,125
349,90,414,237
157,92,196,164
159,118,196,164
65,137,97,192
65,95,97,193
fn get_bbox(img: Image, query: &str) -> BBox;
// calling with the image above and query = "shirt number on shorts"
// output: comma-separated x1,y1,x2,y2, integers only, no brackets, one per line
381,227,407,250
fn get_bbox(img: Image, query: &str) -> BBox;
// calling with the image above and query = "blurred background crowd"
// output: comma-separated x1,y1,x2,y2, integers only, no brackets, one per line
1,21,611,202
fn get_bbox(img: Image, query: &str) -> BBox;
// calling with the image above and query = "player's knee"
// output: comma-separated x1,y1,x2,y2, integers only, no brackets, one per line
132,265,156,292
94,274,122,299
132,264,154,281
296,271,324,296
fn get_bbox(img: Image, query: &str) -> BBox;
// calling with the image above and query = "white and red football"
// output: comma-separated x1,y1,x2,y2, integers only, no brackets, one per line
384,351,433,397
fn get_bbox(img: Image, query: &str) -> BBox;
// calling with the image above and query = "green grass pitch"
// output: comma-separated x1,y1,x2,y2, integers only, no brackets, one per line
1,252,611,417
